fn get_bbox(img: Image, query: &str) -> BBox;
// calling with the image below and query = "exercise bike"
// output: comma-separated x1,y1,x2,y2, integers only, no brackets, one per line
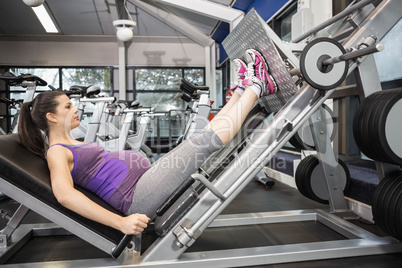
175,78,212,145
96,100,162,163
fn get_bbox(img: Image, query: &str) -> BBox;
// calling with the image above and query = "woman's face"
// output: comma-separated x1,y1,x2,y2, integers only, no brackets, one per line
53,94,80,131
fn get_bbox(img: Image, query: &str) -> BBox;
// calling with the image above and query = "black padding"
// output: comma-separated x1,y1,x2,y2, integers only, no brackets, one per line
181,78,209,91
0,72,47,86
70,85,90,94
180,92,193,102
0,134,131,257
156,176,195,217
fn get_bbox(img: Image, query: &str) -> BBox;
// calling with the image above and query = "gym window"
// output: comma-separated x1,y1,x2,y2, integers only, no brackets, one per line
133,67,205,112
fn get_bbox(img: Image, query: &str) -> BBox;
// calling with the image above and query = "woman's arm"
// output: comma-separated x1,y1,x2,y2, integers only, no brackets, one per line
47,146,150,235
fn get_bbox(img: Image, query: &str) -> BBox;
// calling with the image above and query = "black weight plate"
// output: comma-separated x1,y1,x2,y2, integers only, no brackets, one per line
376,90,401,164
360,92,384,160
365,92,388,161
368,91,395,163
376,89,402,165
295,155,315,198
304,155,325,203
303,155,319,200
308,157,351,204
378,174,400,232
295,156,308,196
380,175,402,236
338,158,351,196
372,173,392,226
299,104,338,150
395,189,402,240
386,178,402,238
289,134,308,150
353,93,377,159
372,173,401,232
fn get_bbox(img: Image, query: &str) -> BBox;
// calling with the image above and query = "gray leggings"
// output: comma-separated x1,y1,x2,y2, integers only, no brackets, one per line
126,129,223,219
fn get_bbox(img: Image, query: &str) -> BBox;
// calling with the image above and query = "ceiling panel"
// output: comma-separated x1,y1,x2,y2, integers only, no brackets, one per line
47,0,104,35
0,0,243,41
0,0,45,34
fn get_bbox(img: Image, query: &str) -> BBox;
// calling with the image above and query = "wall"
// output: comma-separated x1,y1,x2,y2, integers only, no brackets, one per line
0,36,205,67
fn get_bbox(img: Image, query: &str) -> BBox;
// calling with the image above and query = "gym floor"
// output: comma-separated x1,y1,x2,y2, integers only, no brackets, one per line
1,178,402,267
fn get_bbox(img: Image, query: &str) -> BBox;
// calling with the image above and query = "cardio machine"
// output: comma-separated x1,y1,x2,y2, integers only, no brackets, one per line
67,85,117,142
96,100,159,160
177,78,212,144
0,72,47,133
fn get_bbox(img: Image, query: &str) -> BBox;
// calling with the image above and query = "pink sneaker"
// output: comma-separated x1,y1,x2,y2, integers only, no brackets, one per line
229,59,248,92
242,49,277,97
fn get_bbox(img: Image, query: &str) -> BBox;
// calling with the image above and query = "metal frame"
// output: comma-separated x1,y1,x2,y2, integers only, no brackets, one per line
0,180,121,259
0,1,401,267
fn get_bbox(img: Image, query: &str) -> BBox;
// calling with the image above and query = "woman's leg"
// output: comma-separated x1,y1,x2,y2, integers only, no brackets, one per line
127,128,223,218
205,88,257,145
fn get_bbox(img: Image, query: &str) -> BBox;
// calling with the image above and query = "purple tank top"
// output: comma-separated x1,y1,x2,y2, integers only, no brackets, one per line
50,142,151,214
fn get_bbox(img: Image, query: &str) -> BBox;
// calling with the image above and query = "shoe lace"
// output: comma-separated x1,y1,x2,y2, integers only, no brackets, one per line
246,63,255,80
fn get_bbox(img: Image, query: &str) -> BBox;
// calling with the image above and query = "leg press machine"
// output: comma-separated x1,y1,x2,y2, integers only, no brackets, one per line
1,0,402,266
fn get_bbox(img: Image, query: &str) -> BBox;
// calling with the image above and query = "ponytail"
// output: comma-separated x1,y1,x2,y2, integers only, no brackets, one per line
18,91,66,159
18,101,46,159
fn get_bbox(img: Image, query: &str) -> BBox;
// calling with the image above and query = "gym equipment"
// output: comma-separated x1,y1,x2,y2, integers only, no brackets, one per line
289,103,337,150
295,155,351,204
353,88,402,165
97,104,158,154
1,0,402,266
0,134,135,261
0,97,23,134
299,37,383,91
67,85,112,141
0,72,47,133
372,171,402,240
177,78,212,144
75,94,116,143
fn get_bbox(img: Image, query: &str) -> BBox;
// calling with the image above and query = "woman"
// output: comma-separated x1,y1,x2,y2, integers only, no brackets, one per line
18,49,277,235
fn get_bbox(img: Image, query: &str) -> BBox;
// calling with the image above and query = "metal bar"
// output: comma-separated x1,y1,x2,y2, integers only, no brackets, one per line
152,0,244,24
323,43,383,65
210,210,318,228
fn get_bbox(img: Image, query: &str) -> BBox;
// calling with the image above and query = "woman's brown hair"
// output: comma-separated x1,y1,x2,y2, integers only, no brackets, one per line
18,91,66,158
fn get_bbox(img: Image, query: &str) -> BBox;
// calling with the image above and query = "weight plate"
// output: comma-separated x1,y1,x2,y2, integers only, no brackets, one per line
372,173,401,232
300,37,349,90
381,176,402,236
378,90,402,165
296,155,350,204
310,157,350,203
295,155,315,198
294,104,337,150
386,179,402,238
365,92,389,161
353,93,377,158
289,134,307,150
395,189,402,239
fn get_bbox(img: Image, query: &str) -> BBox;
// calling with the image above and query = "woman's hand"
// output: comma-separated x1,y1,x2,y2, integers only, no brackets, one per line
120,213,150,235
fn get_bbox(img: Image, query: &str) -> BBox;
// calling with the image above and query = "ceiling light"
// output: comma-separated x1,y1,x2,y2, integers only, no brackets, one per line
32,4,58,33
23,0,44,7
113,20,136,42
